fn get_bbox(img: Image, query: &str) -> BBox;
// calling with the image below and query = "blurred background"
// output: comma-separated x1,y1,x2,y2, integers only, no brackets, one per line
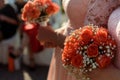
0,0,68,80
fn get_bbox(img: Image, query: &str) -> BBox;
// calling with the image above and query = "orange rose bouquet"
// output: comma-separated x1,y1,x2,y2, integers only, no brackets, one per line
21,0,59,26
62,25,117,80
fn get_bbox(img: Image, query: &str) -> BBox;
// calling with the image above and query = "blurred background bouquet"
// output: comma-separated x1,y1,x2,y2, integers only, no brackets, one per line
62,25,117,80
21,0,59,26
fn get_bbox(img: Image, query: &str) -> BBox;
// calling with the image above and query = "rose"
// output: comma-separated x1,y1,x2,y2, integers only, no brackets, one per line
80,27,93,44
94,27,108,44
71,54,83,68
96,55,111,68
46,2,60,15
87,43,99,57
62,42,78,60
22,1,40,21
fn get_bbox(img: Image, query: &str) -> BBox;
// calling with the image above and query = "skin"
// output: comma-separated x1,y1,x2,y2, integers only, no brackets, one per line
0,0,4,9
65,0,89,29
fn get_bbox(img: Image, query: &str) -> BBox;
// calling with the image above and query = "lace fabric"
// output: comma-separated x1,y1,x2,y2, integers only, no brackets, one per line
84,0,120,27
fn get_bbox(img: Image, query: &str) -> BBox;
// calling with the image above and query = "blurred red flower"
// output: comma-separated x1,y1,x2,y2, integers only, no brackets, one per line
22,1,40,21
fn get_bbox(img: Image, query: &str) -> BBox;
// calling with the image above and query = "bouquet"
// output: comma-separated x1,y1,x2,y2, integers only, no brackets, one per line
62,25,117,80
21,0,59,26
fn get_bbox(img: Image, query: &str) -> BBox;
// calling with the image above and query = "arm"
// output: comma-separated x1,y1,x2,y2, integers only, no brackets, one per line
0,14,18,25
37,25,66,48
0,4,18,25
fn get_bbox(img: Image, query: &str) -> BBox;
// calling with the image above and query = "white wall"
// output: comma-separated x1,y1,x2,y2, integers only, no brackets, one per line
23,47,54,66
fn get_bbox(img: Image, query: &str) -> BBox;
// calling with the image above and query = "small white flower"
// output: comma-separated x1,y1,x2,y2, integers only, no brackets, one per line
112,47,115,50
99,46,103,49
104,50,106,53
113,45,116,48
87,61,90,65
92,63,97,69
109,43,112,46
107,49,111,53
82,77,86,80
91,39,94,42
86,58,90,62
106,46,110,49
84,46,87,49
83,60,86,64
76,50,79,54
66,59,69,61
87,77,90,80
85,70,88,72
106,54,110,57
89,68,92,72
79,51,82,54
81,47,83,50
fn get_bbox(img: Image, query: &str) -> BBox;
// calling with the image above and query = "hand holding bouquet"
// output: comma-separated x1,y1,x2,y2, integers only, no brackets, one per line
62,25,117,80
21,0,59,26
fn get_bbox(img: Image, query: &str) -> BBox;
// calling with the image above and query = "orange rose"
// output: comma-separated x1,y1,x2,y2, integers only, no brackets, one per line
87,43,99,57
107,38,117,46
22,1,40,21
46,2,59,15
94,27,108,43
62,53,71,65
63,47,77,58
63,42,76,57
71,54,83,68
96,55,111,68
62,44,78,65
80,27,93,44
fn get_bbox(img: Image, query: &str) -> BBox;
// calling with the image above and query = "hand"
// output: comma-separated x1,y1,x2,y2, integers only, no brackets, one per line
41,41,57,48
87,64,120,80
36,25,57,44
0,14,18,24
37,25,66,48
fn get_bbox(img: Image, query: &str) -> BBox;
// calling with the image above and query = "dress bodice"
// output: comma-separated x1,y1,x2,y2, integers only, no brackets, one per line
62,0,120,29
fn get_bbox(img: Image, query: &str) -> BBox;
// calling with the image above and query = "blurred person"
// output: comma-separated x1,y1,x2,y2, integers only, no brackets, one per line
15,0,27,42
4,0,17,12
0,0,19,65
20,22,44,69
15,0,26,21
15,0,26,14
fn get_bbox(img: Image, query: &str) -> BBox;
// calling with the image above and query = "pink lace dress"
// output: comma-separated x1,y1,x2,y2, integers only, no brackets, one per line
47,0,120,80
